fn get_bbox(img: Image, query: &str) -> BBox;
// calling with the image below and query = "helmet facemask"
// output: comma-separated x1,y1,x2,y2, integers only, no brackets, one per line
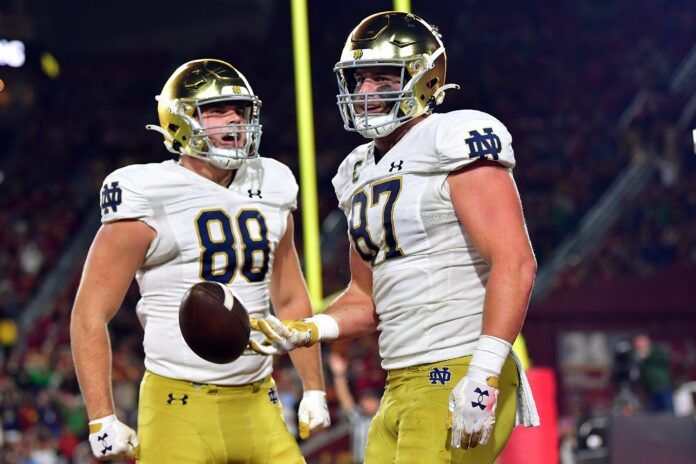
336,62,414,138
146,59,263,170
334,12,458,139
335,53,447,138
177,97,262,170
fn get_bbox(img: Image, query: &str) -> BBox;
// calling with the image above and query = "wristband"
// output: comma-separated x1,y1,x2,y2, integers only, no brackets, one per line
307,314,340,341
468,335,512,379
303,390,327,399
88,414,117,433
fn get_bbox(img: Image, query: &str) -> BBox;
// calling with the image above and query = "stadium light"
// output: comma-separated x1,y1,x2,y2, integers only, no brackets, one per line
0,39,25,67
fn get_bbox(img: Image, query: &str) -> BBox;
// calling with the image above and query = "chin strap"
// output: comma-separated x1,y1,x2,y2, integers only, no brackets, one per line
432,83,460,105
145,124,181,155
145,124,248,170
145,124,173,140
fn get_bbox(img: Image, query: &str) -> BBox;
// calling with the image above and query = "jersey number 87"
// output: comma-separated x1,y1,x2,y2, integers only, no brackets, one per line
349,177,404,263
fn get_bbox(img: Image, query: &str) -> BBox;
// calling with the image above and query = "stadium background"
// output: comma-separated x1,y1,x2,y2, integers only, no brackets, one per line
1,0,695,462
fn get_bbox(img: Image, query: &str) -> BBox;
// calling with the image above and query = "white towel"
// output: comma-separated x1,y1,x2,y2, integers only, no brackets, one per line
510,350,541,427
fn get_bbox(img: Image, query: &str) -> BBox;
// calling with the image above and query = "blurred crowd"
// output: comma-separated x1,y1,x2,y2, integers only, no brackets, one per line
0,0,695,462
555,91,696,289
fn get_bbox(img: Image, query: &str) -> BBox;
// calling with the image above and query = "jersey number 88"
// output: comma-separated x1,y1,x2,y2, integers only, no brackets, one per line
195,209,270,283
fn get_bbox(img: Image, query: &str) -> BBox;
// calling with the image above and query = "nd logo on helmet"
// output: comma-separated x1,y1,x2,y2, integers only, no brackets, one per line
353,49,364,59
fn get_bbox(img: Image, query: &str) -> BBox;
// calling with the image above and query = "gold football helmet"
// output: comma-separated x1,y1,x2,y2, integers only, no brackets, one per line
334,11,459,138
146,59,262,169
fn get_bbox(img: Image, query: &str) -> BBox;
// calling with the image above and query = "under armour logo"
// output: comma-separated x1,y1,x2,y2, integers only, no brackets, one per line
268,387,279,404
465,128,502,160
167,393,189,405
471,387,489,410
389,160,404,172
248,189,262,198
100,181,122,214
97,433,112,455
428,367,452,385
352,160,363,183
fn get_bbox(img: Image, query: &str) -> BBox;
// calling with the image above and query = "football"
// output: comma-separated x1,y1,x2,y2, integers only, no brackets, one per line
179,281,251,364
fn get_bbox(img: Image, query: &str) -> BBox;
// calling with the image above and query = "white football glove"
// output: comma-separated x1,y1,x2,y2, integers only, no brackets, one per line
298,390,331,439
248,314,339,356
448,367,499,449
88,414,139,460
448,335,511,449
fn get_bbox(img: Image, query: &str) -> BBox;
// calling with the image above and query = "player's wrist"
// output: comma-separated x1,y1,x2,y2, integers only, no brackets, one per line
89,414,117,425
306,314,339,342
468,335,512,382
303,390,327,399
88,414,118,433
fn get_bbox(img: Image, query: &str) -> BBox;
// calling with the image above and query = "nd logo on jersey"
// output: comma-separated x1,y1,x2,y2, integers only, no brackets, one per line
464,128,501,160
428,367,452,385
101,181,122,214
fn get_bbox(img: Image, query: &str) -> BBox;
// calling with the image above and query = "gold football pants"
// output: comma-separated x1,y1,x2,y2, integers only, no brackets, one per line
137,370,305,464
364,355,519,464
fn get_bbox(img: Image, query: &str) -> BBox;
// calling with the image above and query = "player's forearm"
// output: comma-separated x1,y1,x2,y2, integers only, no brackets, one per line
289,344,326,391
273,292,326,390
324,289,378,341
273,294,313,321
70,313,116,420
480,255,536,344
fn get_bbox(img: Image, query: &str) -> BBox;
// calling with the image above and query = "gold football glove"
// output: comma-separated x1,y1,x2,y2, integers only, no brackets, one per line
247,316,319,355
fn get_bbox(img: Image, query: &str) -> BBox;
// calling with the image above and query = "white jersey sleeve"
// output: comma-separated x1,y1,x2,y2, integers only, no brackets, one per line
435,110,516,172
100,165,156,227
274,162,299,212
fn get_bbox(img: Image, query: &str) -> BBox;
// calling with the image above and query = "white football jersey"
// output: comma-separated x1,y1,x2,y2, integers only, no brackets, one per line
332,110,516,369
100,158,297,385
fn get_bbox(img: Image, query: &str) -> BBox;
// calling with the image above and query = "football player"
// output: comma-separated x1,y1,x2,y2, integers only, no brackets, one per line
70,59,329,463
251,12,539,464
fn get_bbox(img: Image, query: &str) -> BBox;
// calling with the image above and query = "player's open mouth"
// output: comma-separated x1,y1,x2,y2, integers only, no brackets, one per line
365,103,386,114
219,134,239,145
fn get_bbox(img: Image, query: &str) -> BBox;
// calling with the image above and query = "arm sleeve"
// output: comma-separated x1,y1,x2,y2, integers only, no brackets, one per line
99,169,156,229
435,111,516,172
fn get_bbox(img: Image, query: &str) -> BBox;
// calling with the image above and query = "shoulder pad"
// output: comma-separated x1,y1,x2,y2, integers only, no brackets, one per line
99,164,156,224
247,157,299,211
435,110,516,172
332,143,373,205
